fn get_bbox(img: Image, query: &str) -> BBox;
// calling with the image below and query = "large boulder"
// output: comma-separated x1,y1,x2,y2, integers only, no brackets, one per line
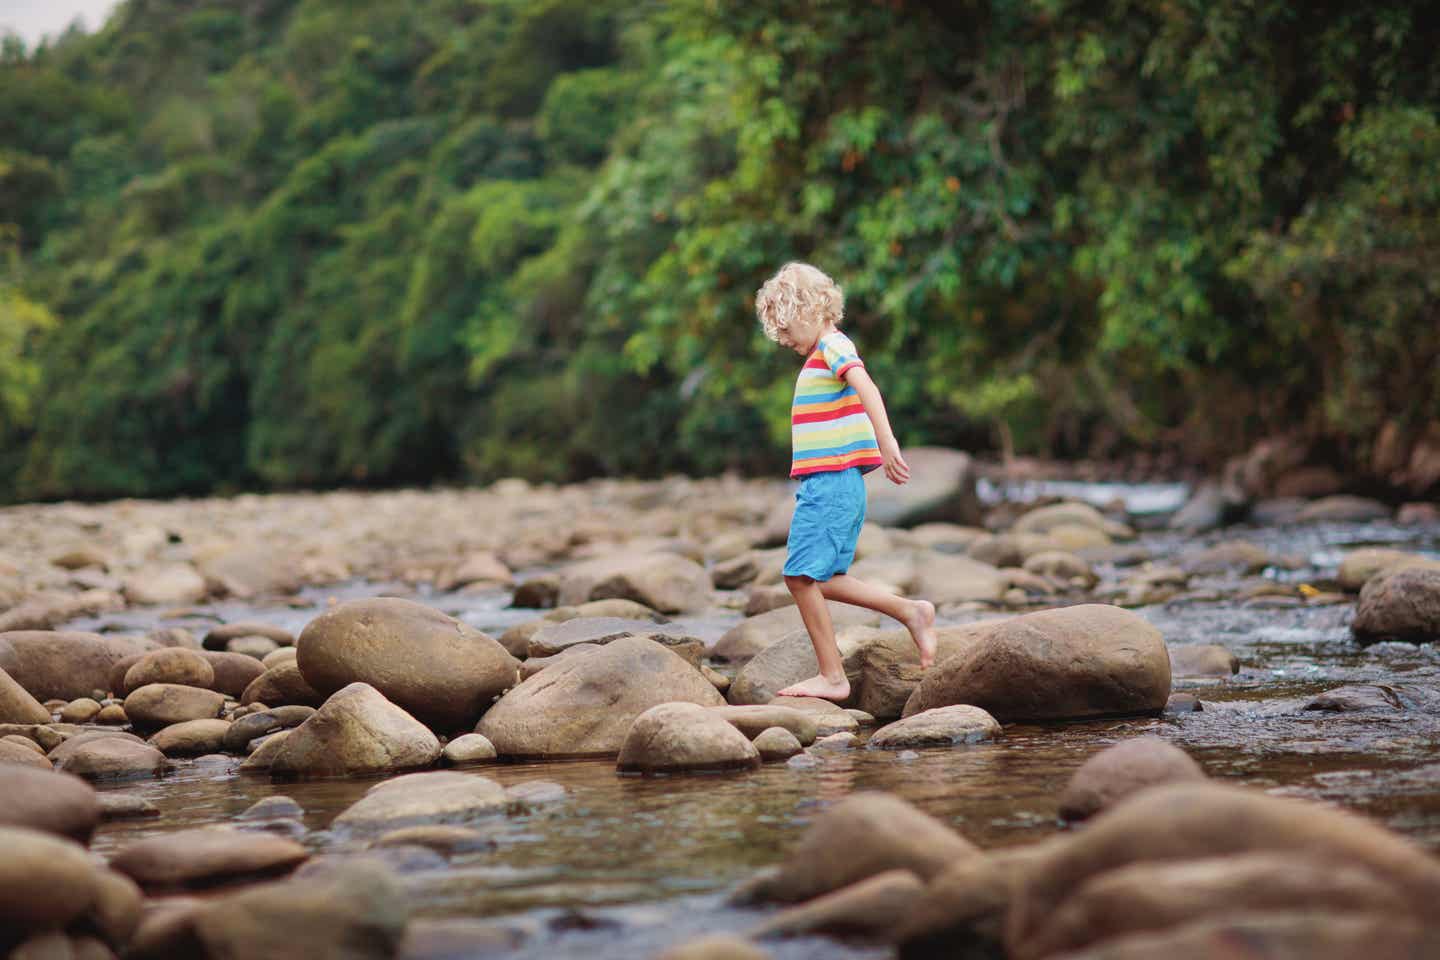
555,552,713,614
0,664,51,724
727,624,883,706
297,598,520,731
742,792,981,904
0,631,154,701
867,705,1001,750
863,447,980,527
1352,565,1440,644
1005,782,1440,958
617,702,761,773
853,621,1005,719
903,604,1170,722
477,636,724,758
712,604,881,662
108,827,309,890
123,683,226,730
0,765,101,843
269,682,441,779
1056,737,1208,822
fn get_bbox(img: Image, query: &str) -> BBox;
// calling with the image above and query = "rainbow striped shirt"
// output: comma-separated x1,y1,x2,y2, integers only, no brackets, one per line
791,332,883,478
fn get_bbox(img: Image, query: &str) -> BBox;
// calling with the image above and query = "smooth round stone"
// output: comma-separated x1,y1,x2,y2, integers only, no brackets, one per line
107,827,309,890
332,771,508,831
204,622,296,651
95,704,129,725
268,683,440,778
867,705,1001,750
98,793,160,820
239,796,305,821
261,647,299,670
227,635,280,659
753,726,803,761
0,826,100,934
709,705,818,745
504,781,566,807
0,666,53,725
617,702,761,774
809,732,859,752
0,764,101,841
238,662,324,708
149,719,232,757
441,733,497,766
1056,736,1209,823
50,737,166,782
372,825,495,856
123,684,225,730
123,649,215,695
200,652,267,699
0,738,51,768
1,733,44,754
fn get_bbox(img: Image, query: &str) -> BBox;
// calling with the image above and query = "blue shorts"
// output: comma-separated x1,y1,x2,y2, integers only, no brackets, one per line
783,468,867,582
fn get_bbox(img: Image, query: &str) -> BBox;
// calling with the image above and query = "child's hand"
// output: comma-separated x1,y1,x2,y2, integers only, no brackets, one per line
881,440,910,485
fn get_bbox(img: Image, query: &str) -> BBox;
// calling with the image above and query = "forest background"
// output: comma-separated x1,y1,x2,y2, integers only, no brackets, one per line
1,0,1437,503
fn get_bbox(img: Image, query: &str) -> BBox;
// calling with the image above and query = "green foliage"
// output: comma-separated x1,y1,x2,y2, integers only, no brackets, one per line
1,0,1437,502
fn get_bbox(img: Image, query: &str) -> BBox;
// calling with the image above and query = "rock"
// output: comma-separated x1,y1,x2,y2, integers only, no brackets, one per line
0,631,154,701
224,709,296,753
1056,737,1208,823
1021,851,1409,960
1180,540,1271,575
90,865,144,948
240,661,325,708
0,738,50,768
200,650,269,698
0,826,100,934
109,827,309,890
555,552,713,614
123,683,225,730
910,552,1007,605
269,683,441,779
0,590,123,633
752,727,803,761
0,665,52,724
708,704,818,745
239,796,304,820
0,765,100,842
95,704,127,724
1337,548,1440,591
1012,502,1109,536
511,573,560,609
903,604,1170,722
617,702,761,774
59,697,103,723
228,634,280,659
50,737,166,781
654,935,772,960
714,604,881,664
772,696,859,736
195,545,302,600
727,624,882,706
189,860,408,959
863,447,980,527
203,622,296,650
810,731,859,751
1398,502,1440,525
744,792,980,903
1022,550,1096,586
702,663,731,692
1163,693,1203,714
1040,912,1439,960
477,636,724,758
149,719,232,756
743,583,794,616
238,730,291,772
527,617,703,666
123,648,215,694
373,824,495,856
296,597,520,732
1168,644,1238,678
749,868,925,941
868,705,1001,750
441,733,497,765
1353,565,1440,643
853,622,1002,720
907,523,987,551
262,646,299,669
1296,495,1392,523
506,780,566,807
123,564,208,606
1004,782,1440,957
1168,481,1247,533
333,771,508,830
1304,684,1405,712
518,644,602,680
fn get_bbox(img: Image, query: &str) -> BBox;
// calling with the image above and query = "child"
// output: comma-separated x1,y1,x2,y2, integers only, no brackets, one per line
755,262,937,702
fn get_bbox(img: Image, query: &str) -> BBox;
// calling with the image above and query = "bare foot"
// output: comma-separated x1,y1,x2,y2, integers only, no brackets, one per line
905,599,938,668
776,674,851,702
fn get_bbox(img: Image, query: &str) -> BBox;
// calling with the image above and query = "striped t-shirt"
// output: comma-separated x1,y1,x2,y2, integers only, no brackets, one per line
790,332,883,477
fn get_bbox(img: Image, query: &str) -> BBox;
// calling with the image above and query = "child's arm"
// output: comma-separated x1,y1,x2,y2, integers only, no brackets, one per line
843,367,910,485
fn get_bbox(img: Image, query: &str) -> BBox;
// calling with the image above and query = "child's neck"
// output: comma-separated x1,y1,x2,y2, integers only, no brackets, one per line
807,323,839,352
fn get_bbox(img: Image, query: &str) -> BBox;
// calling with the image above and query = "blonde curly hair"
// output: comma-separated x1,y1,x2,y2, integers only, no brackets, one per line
755,261,844,342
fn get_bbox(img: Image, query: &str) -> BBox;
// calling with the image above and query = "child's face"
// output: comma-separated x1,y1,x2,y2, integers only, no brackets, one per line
776,319,820,356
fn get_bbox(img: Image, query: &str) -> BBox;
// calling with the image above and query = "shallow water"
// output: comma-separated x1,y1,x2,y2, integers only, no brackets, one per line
73,511,1440,958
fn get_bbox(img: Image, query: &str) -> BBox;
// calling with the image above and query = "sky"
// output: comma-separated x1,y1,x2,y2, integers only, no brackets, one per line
0,0,121,47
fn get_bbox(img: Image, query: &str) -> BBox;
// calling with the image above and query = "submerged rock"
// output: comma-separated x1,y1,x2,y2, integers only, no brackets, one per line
867,705,1001,750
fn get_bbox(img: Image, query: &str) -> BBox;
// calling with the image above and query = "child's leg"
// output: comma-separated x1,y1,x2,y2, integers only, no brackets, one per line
819,574,938,668
777,574,851,701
